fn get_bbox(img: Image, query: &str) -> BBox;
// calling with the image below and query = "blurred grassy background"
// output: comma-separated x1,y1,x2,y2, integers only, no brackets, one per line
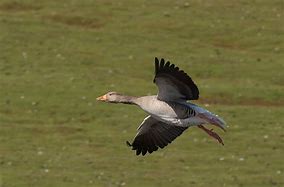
0,0,283,187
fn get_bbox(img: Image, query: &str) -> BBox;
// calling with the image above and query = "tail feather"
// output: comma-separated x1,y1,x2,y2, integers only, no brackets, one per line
190,103,226,130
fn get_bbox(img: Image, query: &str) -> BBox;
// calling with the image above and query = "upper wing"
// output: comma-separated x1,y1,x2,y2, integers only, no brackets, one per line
154,57,199,101
127,116,188,156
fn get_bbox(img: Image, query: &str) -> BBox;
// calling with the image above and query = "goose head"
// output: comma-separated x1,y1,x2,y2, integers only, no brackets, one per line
97,92,137,104
96,92,121,103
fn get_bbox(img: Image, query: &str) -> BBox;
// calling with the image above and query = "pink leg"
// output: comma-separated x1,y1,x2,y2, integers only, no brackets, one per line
198,125,224,145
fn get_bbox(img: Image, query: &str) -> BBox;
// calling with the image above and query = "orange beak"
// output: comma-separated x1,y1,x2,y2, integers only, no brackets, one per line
96,94,107,101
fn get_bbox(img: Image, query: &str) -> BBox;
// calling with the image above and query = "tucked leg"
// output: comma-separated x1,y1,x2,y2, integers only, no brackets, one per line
198,125,224,145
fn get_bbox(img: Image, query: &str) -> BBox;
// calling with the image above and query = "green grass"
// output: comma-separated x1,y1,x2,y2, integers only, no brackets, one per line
0,0,284,186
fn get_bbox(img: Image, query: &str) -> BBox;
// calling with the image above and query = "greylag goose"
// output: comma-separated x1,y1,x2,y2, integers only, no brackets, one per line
97,57,226,156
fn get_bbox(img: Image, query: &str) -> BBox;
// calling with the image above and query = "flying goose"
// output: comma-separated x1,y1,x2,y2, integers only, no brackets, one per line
97,57,226,156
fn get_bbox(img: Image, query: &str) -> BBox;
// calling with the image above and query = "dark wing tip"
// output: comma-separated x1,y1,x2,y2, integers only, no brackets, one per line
160,58,165,70
127,138,155,156
155,57,159,76
154,57,199,100
126,141,132,147
127,125,188,156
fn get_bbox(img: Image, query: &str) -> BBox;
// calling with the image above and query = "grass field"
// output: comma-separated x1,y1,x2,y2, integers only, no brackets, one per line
0,0,284,186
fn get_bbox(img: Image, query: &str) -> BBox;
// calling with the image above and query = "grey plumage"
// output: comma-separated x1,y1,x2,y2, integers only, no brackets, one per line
97,57,226,156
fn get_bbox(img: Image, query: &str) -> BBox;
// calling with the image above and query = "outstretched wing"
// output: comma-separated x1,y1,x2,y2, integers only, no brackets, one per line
127,116,188,156
154,57,199,101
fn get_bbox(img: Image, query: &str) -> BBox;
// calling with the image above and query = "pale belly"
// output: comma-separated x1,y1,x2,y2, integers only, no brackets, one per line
137,96,183,118
153,115,207,127
136,96,207,127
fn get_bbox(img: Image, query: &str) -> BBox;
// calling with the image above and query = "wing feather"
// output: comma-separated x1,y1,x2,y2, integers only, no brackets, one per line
154,57,199,101
127,116,188,155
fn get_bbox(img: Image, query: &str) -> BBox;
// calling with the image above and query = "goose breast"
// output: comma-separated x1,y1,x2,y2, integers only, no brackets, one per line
135,96,193,120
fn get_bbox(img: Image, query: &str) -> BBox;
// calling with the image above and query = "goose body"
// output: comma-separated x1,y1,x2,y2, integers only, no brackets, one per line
135,96,217,127
97,57,226,155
